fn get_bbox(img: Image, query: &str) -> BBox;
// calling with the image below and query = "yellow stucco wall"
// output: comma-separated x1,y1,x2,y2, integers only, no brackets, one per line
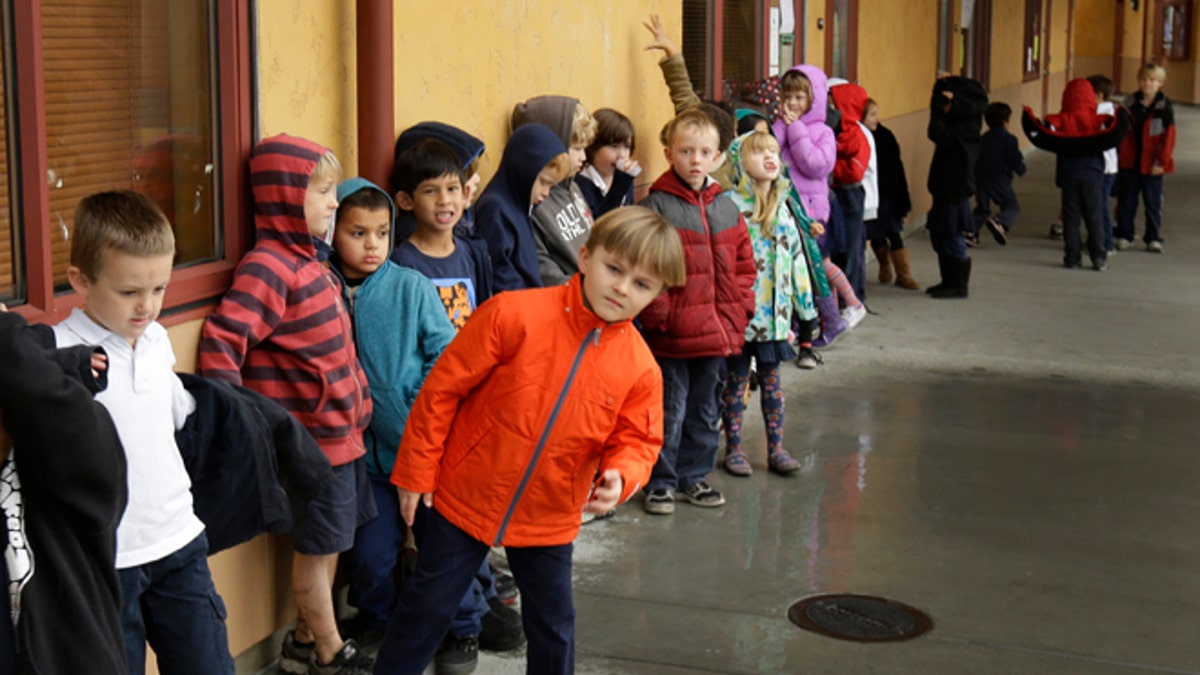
1074,0,1116,59
857,0,939,117
991,0,1027,90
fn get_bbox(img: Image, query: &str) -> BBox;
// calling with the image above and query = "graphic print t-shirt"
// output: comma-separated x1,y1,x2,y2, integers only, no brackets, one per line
392,238,478,331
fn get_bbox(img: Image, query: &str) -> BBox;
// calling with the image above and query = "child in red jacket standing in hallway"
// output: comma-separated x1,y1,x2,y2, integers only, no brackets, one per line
1116,62,1175,253
373,206,686,675
638,108,757,515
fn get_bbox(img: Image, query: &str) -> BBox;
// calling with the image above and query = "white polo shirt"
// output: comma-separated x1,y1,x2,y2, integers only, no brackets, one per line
54,309,204,569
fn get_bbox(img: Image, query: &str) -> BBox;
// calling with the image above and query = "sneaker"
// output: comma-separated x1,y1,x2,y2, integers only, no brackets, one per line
768,451,802,475
963,231,980,247
490,564,518,604
479,596,526,652
795,346,822,369
643,489,675,515
841,304,867,330
1147,240,1164,253
309,639,373,675
1092,256,1108,272
280,631,314,674
1115,237,1134,250
678,481,725,508
435,634,479,675
722,451,753,477
985,217,1008,246
1049,222,1064,239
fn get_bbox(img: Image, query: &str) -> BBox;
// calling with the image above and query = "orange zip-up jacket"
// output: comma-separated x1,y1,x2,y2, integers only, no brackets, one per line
391,275,663,547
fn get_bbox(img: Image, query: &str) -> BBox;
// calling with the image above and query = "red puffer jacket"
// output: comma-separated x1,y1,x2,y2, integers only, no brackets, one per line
830,82,871,187
392,276,664,547
637,170,756,359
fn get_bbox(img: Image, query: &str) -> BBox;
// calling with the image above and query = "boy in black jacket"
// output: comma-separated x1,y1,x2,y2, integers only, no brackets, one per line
925,73,988,299
0,310,128,675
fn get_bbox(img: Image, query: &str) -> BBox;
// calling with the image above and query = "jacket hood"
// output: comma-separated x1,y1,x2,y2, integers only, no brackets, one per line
336,177,397,259
830,82,869,125
249,133,329,259
484,123,567,215
726,131,789,210
393,121,485,173
511,95,579,148
788,64,828,125
1044,78,1107,136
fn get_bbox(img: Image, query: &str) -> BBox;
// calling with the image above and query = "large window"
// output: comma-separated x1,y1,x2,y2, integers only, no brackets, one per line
682,0,793,100
825,0,856,80
5,1,251,321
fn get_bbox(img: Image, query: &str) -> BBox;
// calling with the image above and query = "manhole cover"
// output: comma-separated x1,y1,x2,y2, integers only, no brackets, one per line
788,593,933,642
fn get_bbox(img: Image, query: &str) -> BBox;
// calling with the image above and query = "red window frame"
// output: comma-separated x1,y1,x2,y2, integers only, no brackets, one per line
10,1,254,327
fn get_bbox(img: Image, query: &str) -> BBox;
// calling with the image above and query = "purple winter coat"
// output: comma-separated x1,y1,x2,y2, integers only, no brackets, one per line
772,64,837,223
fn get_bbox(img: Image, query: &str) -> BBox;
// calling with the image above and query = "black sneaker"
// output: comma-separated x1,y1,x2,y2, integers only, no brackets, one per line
309,639,373,675
985,217,1007,246
643,488,675,515
435,634,479,675
479,596,526,651
678,481,725,507
279,631,314,674
490,563,518,604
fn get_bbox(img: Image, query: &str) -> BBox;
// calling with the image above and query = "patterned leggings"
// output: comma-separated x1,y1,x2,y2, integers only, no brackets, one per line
824,259,861,309
721,354,785,456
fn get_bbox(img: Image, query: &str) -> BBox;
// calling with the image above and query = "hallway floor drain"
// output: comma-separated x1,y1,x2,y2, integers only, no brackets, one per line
788,594,933,642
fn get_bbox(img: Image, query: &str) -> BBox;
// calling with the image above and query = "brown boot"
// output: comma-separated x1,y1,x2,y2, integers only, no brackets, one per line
873,243,893,284
891,247,921,289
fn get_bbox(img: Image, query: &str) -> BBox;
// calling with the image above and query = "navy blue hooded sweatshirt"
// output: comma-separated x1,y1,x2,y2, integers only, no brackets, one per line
473,123,566,292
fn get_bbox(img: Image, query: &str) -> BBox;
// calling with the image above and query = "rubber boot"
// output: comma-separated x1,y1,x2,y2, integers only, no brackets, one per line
811,295,847,349
874,243,893,284
925,255,950,296
890,247,920,290
929,256,970,299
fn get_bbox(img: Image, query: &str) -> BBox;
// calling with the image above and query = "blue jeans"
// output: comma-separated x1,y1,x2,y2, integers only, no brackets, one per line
649,356,723,492
834,184,867,300
974,181,1021,231
1100,173,1117,250
118,533,233,675
1061,180,1105,265
344,473,491,636
1116,170,1164,244
926,198,971,260
375,508,575,675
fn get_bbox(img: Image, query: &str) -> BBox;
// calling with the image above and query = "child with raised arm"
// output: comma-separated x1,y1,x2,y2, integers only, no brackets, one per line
1,310,127,675
199,135,374,674
720,131,819,476
373,206,686,675
53,190,234,675
638,109,756,515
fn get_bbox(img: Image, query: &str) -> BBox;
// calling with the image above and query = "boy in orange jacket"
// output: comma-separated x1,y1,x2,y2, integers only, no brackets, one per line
373,206,686,675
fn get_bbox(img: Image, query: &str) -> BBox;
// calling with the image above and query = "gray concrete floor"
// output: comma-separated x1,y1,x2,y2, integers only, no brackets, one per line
263,106,1200,674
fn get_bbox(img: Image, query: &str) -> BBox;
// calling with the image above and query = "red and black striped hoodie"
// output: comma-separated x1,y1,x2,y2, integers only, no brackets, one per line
199,134,371,466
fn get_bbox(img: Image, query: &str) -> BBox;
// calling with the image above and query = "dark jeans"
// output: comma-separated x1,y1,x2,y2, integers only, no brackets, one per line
926,198,971,260
1116,169,1164,244
834,184,867,300
118,533,233,675
375,508,575,675
1101,173,1117,250
649,356,723,492
1061,179,1105,266
344,473,492,636
974,181,1021,231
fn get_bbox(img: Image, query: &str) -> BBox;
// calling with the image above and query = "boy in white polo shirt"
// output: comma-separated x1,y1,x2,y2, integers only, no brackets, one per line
53,191,233,675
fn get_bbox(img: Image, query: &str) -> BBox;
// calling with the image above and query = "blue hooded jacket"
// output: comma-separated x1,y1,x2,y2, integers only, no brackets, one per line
473,123,566,291
391,121,486,240
333,177,457,474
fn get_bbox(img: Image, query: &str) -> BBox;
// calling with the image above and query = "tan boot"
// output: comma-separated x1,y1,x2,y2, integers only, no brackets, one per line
873,243,893,284
891,247,920,289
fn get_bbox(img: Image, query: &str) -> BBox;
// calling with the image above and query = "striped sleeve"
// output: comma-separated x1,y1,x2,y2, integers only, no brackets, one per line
198,251,291,383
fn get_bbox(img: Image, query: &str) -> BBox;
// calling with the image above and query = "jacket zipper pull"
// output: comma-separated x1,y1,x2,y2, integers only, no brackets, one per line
592,328,601,347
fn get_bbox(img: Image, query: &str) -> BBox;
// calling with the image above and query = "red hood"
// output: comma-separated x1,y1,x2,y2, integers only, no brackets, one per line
1043,79,1106,137
830,83,869,125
